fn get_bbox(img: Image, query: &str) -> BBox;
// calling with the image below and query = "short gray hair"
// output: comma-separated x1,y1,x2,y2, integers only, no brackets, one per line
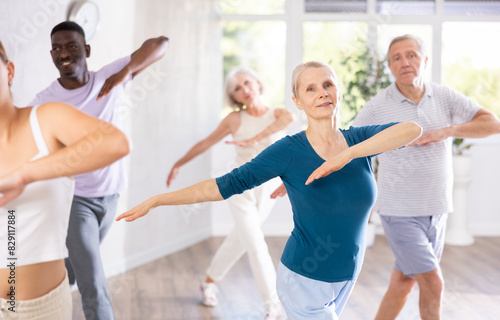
224,66,264,109
386,34,427,63
291,61,340,98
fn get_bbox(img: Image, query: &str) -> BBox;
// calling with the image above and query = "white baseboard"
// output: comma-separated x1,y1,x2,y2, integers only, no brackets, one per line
469,224,500,237
103,226,212,279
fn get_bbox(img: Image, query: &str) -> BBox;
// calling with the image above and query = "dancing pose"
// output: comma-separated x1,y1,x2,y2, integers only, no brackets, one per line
29,21,168,319
353,34,500,320
0,40,129,319
166,66,294,318
118,61,422,319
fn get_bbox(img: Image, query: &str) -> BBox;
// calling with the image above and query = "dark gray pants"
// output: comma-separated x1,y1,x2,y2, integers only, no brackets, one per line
65,194,119,320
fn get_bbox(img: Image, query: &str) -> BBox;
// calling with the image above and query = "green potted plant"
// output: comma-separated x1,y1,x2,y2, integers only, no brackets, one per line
452,138,472,156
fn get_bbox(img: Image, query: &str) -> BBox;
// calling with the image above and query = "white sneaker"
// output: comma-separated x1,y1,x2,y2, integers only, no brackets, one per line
261,300,283,320
200,282,218,307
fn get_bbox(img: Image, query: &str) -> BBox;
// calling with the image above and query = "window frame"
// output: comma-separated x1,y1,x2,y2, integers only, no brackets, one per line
221,0,500,113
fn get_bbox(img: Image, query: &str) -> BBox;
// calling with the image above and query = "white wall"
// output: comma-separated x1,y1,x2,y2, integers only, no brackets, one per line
103,0,223,276
1,0,221,277
465,135,500,236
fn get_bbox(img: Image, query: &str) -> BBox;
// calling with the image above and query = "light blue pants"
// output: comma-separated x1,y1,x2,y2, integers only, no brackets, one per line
65,194,119,320
276,262,356,319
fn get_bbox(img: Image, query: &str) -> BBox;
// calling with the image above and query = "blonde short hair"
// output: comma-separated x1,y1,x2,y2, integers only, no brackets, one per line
291,61,340,98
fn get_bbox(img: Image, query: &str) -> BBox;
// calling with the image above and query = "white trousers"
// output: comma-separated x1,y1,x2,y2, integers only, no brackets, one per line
206,178,281,304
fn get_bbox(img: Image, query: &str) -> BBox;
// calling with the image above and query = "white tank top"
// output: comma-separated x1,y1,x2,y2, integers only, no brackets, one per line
0,106,75,268
232,108,285,167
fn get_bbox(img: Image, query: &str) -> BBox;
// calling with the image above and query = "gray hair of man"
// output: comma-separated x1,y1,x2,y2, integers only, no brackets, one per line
386,34,427,64
224,66,264,109
291,61,341,98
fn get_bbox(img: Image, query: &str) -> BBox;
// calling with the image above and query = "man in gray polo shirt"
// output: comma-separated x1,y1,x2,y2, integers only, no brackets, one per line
353,34,500,320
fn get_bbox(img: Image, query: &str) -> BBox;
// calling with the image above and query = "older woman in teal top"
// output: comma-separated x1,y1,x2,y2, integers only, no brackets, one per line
117,61,422,319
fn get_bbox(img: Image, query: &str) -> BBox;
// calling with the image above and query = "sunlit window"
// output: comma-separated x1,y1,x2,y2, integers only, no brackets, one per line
221,0,285,15
220,0,500,119
303,22,374,126
222,21,286,110
442,22,500,116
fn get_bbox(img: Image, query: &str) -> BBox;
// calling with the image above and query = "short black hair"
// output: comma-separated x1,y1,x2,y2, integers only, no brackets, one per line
51,21,86,40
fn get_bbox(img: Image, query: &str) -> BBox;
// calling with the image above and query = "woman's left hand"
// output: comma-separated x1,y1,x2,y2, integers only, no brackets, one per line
305,154,350,185
0,170,27,207
116,197,156,222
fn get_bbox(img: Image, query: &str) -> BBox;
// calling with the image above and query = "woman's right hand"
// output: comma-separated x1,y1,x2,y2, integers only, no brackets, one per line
166,165,180,187
270,183,287,199
0,169,27,207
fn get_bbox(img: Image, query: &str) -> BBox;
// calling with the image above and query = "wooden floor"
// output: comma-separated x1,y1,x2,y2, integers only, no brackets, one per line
72,236,500,320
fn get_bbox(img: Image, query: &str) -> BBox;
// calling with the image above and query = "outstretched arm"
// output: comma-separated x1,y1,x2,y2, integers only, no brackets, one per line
306,121,422,185
167,113,236,187
410,109,500,146
227,108,295,147
97,36,170,100
117,179,223,222
0,102,129,206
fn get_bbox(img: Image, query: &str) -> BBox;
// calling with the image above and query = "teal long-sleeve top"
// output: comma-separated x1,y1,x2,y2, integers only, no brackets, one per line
216,124,396,282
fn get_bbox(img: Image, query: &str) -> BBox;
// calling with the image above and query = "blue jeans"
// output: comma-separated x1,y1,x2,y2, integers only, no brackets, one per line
65,194,119,320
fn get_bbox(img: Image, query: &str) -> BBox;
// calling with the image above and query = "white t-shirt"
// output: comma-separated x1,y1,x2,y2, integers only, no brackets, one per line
29,56,132,197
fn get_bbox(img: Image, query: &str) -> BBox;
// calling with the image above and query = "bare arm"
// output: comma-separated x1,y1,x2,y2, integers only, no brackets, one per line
227,108,296,147
410,108,500,147
306,121,422,185
166,113,237,187
97,36,170,100
117,178,223,222
0,102,130,206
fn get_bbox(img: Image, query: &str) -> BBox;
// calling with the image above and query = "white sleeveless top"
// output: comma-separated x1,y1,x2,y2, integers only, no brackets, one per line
0,106,75,268
233,108,285,167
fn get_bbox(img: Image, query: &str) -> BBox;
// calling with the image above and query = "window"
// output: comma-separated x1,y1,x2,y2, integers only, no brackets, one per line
222,21,286,110
221,0,500,117
444,0,500,15
442,22,500,115
305,0,367,13
221,0,285,15
377,0,435,15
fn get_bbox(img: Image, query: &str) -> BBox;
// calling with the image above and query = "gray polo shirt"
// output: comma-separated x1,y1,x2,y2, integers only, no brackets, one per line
353,82,481,217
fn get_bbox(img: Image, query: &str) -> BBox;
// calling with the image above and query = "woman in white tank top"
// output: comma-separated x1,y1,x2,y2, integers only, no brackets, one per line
166,66,295,319
0,41,130,319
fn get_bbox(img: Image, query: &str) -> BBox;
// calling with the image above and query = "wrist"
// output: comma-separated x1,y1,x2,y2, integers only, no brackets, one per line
17,164,33,185
444,126,455,139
